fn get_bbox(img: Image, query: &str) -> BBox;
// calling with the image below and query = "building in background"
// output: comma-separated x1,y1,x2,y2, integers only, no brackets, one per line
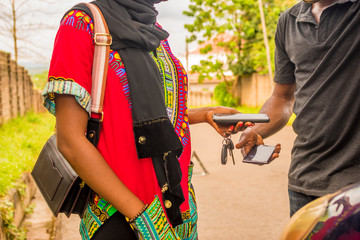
181,33,272,108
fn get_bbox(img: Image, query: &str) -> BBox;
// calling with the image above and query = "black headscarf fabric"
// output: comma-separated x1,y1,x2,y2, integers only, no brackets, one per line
93,0,169,51
68,0,185,226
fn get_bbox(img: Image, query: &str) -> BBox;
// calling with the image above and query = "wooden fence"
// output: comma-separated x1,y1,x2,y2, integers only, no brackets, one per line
188,81,218,107
0,51,43,125
234,73,273,107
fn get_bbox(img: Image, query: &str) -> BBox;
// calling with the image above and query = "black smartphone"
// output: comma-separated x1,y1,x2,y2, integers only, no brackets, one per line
242,145,276,165
212,113,270,124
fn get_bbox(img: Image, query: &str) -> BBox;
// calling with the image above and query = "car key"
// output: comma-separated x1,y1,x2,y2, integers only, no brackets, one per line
227,138,235,165
221,140,228,165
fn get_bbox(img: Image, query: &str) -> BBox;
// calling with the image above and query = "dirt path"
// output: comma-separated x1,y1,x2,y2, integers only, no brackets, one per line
28,124,296,240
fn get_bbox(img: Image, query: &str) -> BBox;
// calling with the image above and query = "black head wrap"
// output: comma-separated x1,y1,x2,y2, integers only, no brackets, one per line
67,0,185,226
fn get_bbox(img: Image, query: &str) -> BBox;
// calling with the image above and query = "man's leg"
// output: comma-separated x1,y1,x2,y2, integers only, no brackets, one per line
288,190,318,217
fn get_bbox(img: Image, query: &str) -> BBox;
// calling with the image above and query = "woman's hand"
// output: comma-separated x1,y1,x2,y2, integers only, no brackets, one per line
188,106,253,137
130,196,180,240
204,106,254,137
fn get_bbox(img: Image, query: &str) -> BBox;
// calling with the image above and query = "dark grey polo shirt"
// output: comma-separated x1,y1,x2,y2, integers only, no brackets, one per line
274,0,360,196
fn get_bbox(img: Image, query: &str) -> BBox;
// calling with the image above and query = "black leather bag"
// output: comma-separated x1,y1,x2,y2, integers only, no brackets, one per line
31,3,111,218
31,134,92,217
31,117,102,217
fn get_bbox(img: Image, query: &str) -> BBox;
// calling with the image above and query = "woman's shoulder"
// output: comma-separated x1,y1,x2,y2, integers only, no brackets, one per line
60,9,94,36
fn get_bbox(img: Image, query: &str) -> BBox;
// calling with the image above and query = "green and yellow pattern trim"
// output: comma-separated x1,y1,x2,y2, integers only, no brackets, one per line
42,77,91,116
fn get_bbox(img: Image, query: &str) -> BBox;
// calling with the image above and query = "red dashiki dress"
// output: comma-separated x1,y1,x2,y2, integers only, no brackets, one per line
42,10,197,240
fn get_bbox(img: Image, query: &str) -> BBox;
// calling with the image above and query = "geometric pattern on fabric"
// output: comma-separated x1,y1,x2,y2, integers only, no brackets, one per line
80,194,118,240
175,163,198,240
186,184,198,240
80,204,98,240
158,40,190,147
132,196,181,240
79,163,198,240
150,47,177,125
61,10,94,35
42,77,91,116
108,49,131,107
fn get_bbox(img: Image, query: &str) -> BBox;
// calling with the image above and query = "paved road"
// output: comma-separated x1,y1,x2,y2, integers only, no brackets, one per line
28,124,296,240
190,124,294,240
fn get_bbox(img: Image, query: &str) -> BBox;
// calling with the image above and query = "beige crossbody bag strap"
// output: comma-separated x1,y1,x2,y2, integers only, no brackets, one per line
85,3,112,117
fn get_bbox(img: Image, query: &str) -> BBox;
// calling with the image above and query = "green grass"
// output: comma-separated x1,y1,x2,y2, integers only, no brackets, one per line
0,112,55,196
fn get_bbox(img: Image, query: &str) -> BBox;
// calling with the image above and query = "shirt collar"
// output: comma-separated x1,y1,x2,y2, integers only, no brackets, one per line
290,0,358,23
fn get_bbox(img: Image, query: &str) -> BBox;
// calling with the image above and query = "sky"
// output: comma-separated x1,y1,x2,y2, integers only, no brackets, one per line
0,0,192,69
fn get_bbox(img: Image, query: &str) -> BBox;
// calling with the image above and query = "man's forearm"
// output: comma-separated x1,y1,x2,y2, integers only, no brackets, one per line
253,96,293,139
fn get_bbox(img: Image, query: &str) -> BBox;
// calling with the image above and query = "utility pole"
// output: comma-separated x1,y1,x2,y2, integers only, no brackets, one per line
258,0,273,91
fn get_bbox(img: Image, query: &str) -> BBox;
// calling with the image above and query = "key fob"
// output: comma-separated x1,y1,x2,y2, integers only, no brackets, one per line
221,144,228,165
228,139,234,150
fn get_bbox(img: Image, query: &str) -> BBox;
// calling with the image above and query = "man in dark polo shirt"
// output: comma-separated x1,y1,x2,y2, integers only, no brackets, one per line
236,0,360,216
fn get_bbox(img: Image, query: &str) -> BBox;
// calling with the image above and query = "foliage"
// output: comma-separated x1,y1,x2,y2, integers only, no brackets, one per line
235,105,261,113
213,81,237,107
184,0,297,82
0,200,27,239
0,112,55,196
191,57,230,84
31,70,49,90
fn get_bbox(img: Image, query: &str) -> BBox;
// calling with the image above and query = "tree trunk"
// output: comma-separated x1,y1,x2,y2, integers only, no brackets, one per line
258,0,273,91
232,75,242,105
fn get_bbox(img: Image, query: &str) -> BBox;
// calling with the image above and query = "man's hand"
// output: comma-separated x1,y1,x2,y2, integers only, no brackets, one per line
236,127,281,160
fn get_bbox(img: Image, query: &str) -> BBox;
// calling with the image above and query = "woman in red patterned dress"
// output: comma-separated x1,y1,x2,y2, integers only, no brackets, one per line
43,0,248,239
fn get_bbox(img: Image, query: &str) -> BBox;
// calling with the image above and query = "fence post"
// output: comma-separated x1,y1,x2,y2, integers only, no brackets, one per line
24,69,31,112
0,52,12,124
17,65,26,116
8,59,18,118
0,50,44,125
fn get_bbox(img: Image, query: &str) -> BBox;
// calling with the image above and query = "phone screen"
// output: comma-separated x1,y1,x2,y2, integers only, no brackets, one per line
242,145,275,165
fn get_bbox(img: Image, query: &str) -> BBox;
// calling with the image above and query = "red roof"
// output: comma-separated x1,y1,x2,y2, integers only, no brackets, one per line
189,33,234,55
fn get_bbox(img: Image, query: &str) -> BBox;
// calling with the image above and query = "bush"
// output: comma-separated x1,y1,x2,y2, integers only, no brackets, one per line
0,112,55,196
213,81,237,107
31,71,49,90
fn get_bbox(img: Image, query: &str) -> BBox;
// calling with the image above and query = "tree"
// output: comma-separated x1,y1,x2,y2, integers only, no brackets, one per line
184,0,296,102
0,0,59,64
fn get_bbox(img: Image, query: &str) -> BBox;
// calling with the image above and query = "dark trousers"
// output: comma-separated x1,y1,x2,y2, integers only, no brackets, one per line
288,189,318,217
91,211,137,240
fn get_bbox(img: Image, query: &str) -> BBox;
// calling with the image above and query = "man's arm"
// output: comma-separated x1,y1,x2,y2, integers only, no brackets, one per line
235,82,295,156
253,82,295,138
